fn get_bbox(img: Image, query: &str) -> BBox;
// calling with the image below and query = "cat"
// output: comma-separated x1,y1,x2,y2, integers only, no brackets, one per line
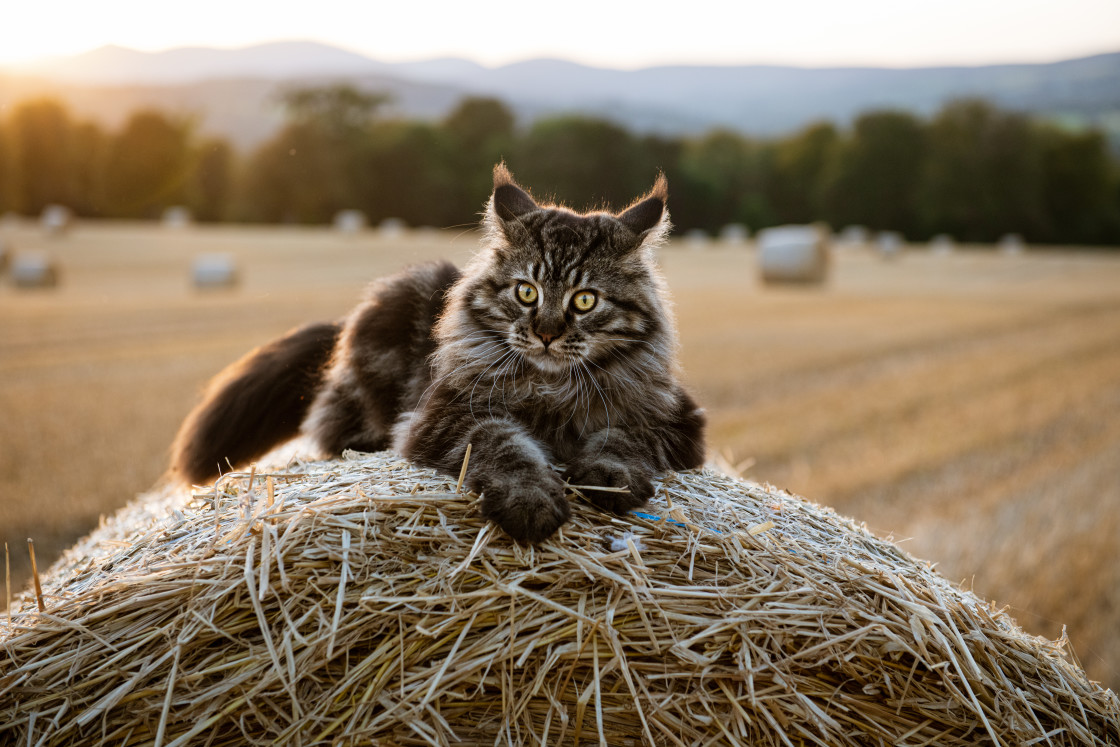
171,164,706,542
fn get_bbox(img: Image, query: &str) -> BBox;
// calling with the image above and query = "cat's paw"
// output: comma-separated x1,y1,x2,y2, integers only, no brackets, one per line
473,467,570,543
564,459,654,514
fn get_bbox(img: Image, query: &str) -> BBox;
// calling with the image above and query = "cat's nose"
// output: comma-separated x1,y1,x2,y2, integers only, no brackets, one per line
536,331,558,348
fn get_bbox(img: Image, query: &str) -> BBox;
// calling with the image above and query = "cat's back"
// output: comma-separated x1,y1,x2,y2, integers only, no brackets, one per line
340,260,461,376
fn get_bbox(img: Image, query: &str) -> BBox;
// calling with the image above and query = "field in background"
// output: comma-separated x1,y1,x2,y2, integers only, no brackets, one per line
2,221,1118,689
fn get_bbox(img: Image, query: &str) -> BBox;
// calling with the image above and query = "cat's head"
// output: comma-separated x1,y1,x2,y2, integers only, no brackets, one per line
449,163,675,376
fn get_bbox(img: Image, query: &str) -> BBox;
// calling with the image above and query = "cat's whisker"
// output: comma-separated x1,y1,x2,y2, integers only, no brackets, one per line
468,348,519,423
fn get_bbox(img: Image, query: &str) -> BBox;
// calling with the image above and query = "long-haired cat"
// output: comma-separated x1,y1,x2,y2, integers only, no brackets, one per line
172,164,706,542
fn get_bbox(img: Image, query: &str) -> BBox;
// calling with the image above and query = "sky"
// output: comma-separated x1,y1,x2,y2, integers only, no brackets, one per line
1,0,1118,69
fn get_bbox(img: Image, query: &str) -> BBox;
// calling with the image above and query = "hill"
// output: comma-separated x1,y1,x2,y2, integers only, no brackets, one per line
2,41,1119,147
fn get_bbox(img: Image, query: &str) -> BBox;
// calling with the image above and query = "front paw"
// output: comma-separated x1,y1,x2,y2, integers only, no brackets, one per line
473,467,570,543
564,459,654,514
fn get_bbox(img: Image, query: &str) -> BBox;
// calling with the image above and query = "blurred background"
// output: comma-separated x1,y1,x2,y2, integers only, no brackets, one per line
1,0,1118,688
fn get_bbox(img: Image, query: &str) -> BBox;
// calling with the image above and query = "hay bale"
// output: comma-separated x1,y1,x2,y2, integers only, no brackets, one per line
999,233,1026,255
379,217,407,238
191,253,239,290
877,230,904,258
757,224,830,284
40,204,73,235
3,452,1115,746
930,233,956,254
334,209,368,234
162,206,193,229
10,252,59,288
719,223,749,245
837,225,869,248
684,228,710,249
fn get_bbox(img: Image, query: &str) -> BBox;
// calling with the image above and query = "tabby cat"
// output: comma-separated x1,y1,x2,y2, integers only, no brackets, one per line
171,164,706,542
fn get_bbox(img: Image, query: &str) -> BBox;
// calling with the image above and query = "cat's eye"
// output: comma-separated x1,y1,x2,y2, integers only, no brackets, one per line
571,290,598,313
516,282,538,305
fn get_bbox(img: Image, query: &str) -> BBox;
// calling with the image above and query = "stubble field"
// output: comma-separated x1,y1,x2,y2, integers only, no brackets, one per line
2,221,1118,689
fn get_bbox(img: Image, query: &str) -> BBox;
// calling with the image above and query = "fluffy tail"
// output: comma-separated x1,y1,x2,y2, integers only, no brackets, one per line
171,322,341,484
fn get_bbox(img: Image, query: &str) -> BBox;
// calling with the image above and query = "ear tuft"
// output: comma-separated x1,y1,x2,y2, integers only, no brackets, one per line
491,163,538,221
619,173,668,236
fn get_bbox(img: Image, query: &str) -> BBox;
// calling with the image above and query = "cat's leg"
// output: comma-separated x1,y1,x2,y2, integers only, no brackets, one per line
565,389,706,513
402,401,570,543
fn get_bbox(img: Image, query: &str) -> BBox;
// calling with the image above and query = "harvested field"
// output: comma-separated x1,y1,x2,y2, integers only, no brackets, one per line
1,220,1118,690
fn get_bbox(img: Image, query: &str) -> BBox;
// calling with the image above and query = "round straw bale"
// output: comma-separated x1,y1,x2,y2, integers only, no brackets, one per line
876,230,904,258
191,253,239,290
334,209,368,234
757,224,830,283
379,217,407,238
838,224,869,247
999,233,1026,255
3,451,1116,745
719,223,749,245
162,205,193,229
10,251,60,288
40,204,73,235
683,228,710,249
930,233,956,254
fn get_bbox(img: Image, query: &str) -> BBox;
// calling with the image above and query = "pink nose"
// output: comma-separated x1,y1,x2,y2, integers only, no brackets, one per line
537,331,557,347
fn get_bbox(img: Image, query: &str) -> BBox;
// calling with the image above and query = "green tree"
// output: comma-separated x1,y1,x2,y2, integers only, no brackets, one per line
240,85,388,223
1036,126,1120,244
190,138,235,222
69,122,108,217
442,97,516,221
364,121,456,226
7,99,78,215
918,100,1045,242
769,121,839,224
0,117,13,213
675,130,775,233
101,110,194,218
513,116,655,211
821,110,927,235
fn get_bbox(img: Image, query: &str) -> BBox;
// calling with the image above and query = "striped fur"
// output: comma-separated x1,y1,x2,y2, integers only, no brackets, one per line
171,165,706,542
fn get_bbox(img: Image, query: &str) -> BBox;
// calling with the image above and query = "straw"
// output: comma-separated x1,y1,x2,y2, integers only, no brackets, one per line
1,450,1116,746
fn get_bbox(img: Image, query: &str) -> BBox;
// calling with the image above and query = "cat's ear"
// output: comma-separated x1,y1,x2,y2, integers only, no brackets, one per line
491,163,539,222
618,174,670,246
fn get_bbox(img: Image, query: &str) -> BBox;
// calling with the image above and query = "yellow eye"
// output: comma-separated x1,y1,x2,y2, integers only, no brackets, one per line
516,282,538,305
571,290,598,312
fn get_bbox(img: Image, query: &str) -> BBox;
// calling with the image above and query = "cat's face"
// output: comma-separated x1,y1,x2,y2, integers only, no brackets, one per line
483,211,661,375
459,165,673,377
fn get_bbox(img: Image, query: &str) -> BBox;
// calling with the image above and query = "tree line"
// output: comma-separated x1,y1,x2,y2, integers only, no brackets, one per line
1,87,1118,245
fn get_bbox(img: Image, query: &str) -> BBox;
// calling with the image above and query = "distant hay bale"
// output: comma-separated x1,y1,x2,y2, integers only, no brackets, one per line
719,223,749,245
191,253,239,290
999,233,1026,255
334,209,368,234
162,206,193,229
40,204,73,235
378,217,407,238
876,230,904,258
10,252,60,288
757,224,830,284
684,228,710,249
4,451,1114,746
837,225,869,247
930,233,956,254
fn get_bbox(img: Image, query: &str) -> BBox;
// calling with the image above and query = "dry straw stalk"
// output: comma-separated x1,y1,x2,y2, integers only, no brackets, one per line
1,450,1117,746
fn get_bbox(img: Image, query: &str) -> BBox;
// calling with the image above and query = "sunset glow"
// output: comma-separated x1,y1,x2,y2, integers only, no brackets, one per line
2,0,1118,69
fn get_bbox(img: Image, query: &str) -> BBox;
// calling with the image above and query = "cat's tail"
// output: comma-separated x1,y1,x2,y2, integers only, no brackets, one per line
170,322,341,485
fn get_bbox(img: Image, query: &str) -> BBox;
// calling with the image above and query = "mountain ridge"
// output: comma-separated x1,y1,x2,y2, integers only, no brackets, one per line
3,41,1118,148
